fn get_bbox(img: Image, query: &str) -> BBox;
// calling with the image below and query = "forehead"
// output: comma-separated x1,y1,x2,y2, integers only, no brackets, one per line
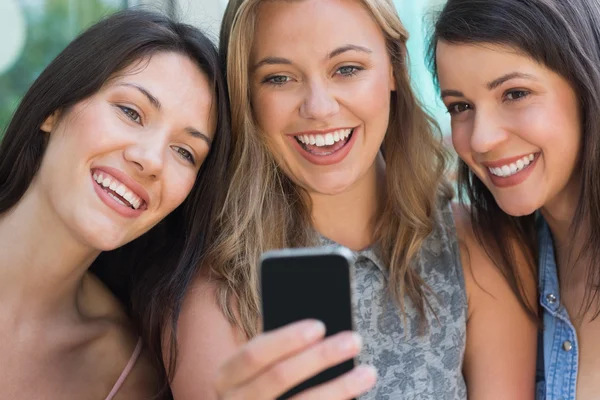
436,42,541,84
251,0,386,59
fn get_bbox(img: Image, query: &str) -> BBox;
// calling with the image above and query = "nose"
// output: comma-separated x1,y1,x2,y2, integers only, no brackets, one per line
299,79,340,120
123,135,165,180
469,108,509,154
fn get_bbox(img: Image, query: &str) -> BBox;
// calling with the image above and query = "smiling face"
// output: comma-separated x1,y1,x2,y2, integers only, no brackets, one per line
249,0,395,196
436,42,582,216
36,51,216,250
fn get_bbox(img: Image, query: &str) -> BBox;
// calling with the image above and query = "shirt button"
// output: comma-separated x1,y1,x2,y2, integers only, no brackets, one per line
563,341,573,351
546,293,557,304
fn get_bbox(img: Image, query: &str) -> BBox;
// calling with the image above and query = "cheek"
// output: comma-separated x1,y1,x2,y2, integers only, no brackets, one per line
160,167,197,214
251,88,294,134
451,123,473,160
343,76,391,122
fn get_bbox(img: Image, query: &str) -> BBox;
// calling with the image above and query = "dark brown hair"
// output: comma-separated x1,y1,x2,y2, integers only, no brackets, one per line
0,9,230,398
428,0,600,319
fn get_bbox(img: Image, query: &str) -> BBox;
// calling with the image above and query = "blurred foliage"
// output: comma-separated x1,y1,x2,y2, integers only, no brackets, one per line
0,0,125,136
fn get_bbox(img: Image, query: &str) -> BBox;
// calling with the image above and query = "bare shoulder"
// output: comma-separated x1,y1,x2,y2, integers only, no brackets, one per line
79,273,161,399
169,272,246,400
112,348,162,400
451,202,537,312
452,203,537,399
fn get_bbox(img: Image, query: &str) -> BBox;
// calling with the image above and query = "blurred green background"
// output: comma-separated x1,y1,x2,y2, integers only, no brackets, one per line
0,0,449,138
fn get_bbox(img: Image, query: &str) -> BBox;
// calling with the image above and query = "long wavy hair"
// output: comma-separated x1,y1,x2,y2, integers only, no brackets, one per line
428,0,600,320
0,10,231,397
209,0,451,338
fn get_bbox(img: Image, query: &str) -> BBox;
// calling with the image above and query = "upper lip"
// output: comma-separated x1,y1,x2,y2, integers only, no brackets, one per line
480,152,538,168
92,166,151,207
286,126,355,136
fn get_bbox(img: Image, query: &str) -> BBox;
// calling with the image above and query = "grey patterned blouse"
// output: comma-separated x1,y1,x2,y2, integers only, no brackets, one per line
320,200,467,399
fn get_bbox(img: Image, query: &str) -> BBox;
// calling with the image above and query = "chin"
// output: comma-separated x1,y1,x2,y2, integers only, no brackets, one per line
77,220,131,252
494,197,539,218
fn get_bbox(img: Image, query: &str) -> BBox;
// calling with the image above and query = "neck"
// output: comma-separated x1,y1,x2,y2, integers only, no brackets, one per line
0,184,99,319
310,153,385,251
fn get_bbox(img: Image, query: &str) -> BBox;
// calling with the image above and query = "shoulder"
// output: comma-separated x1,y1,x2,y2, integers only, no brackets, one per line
168,273,246,400
452,203,538,399
110,345,162,400
77,273,161,399
451,202,537,318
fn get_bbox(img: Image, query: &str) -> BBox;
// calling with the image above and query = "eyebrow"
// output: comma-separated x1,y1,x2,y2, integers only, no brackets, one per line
441,72,538,99
487,72,537,90
328,44,373,59
441,89,465,99
118,82,212,147
251,44,373,72
186,127,212,147
117,83,161,110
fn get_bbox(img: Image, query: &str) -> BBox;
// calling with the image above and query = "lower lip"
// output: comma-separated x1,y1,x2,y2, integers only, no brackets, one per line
289,127,359,166
91,175,143,218
486,155,539,188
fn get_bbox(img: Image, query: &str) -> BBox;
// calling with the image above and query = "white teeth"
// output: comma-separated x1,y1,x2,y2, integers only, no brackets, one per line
108,192,128,207
295,128,353,147
116,184,126,197
516,160,524,169
92,171,144,210
324,133,334,145
487,153,537,178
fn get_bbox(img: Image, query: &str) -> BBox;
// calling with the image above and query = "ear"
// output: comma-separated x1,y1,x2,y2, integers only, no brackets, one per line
40,111,60,133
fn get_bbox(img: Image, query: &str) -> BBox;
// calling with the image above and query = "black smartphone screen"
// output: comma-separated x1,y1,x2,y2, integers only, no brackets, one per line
260,248,355,399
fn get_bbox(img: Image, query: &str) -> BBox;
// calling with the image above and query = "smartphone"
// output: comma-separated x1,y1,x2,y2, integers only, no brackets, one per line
260,246,356,400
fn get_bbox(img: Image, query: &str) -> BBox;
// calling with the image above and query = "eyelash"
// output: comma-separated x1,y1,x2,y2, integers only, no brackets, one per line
446,89,531,115
118,105,142,124
262,65,364,87
173,146,196,165
504,89,530,102
446,102,471,115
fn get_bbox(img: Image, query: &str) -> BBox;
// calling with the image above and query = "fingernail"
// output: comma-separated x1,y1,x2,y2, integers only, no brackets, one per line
338,332,362,352
303,320,326,341
354,365,377,388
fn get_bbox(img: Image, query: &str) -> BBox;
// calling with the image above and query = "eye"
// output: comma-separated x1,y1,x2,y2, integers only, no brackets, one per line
172,146,196,165
447,102,472,115
118,105,141,124
505,90,530,101
335,65,362,77
263,75,292,87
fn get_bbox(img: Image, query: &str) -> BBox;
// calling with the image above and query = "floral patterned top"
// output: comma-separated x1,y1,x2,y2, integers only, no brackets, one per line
320,199,467,399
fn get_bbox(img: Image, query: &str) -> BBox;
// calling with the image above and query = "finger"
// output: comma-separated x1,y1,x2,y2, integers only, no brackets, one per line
215,320,326,393
291,365,377,400
231,331,363,400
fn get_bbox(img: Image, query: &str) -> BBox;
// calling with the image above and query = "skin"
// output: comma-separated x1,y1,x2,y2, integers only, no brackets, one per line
436,41,600,399
172,2,537,399
0,51,216,399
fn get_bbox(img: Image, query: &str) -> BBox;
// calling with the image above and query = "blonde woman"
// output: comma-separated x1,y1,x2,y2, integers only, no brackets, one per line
170,0,537,399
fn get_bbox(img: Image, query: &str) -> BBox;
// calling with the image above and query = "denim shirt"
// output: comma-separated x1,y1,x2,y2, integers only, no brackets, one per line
536,217,579,400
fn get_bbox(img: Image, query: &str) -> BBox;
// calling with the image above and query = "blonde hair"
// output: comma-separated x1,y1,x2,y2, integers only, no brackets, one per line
208,0,451,338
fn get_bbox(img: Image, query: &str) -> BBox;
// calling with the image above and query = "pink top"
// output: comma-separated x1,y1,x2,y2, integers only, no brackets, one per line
104,337,143,400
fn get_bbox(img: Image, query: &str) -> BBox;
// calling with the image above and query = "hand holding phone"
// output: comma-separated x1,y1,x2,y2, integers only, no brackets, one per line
260,246,362,399
214,320,376,400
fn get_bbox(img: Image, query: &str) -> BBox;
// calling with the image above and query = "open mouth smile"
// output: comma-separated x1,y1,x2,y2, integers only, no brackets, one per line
91,167,149,217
